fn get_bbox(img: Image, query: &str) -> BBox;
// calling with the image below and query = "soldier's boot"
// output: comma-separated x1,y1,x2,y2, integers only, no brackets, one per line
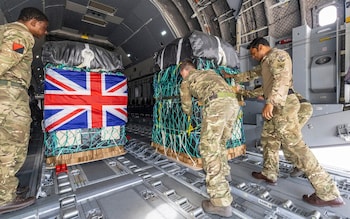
252,172,277,185
290,167,304,177
302,193,345,207
16,185,29,195
0,196,35,214
202,200,232,218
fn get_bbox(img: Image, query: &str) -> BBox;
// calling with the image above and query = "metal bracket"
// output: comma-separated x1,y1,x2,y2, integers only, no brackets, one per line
337,124,350,141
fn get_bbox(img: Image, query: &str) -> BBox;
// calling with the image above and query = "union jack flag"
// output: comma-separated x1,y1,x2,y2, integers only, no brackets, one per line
44,68,128,132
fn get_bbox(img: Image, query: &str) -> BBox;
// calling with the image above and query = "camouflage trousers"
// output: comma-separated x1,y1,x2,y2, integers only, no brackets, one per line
0,85,31,206
260,94,340,201
283,100,313,163
200,97,239,207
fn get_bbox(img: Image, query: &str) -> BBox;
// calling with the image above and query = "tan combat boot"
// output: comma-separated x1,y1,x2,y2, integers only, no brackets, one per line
202,200,232,218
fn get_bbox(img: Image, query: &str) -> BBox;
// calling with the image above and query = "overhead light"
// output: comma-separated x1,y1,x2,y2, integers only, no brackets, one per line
127,54,131,57
161,30,167,36
82,14,107,27
87,0,116,16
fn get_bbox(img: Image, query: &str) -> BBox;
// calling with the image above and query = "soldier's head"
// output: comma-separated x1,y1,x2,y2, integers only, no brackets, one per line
248,37,271,62
179,59,196,79
18,7,49,38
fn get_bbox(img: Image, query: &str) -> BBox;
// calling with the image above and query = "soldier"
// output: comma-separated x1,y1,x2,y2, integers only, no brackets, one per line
227,37,344,207
179,59,239,217
0,7,48,214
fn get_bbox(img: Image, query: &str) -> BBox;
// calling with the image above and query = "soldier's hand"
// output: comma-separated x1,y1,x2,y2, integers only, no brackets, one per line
257,96,264,101
198,101,203,106
262,103,274,120
232,85,240,93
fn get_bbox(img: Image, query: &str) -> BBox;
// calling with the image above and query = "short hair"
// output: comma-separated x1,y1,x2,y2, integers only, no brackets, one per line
179,59,196,72
247,37,269,49
18,7,48,22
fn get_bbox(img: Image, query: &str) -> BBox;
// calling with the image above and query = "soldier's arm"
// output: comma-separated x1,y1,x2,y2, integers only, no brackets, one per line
240,86,264,99
180,81,193,116
222,66,261,83
0,28,33,76
265,53,291,106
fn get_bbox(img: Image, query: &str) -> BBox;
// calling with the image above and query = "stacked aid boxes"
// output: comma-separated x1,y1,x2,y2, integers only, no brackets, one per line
41,41,128,166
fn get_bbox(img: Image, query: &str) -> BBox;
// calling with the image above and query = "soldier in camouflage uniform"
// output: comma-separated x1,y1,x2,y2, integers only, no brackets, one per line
229,37,344,207
179,59,239,217
0,7,48,214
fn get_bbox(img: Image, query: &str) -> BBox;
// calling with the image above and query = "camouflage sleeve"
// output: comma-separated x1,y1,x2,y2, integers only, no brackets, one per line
295,92,306,101
180,80,193,116
0,26,33,76
240,86,263,98
234,65,261,83
265,52,291,106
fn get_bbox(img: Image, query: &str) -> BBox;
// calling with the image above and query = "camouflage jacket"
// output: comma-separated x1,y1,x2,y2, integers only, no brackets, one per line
180,69,234,115
0,22,35,88
235,48,293,107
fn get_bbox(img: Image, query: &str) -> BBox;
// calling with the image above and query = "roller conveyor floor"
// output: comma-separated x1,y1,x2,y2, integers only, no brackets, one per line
4,122,350,219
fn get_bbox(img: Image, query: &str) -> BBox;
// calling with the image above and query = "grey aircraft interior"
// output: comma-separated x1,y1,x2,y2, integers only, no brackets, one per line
0,0,350,218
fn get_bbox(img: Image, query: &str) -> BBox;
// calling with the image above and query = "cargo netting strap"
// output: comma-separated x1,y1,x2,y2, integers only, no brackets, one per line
152,58,245,159
44,126,127,157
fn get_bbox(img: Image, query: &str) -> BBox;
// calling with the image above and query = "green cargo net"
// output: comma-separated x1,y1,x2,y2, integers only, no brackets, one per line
44,126,127,157
152,58,245,158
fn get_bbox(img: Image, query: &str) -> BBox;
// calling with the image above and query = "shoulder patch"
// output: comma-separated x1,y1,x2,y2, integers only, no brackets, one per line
13,42,24,54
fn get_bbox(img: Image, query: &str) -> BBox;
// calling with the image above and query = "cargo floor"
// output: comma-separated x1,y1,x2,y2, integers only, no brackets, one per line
4,123,350,219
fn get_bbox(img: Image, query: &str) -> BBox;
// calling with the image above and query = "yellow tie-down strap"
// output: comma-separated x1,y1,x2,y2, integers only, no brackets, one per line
187,115,194,136
216,92,236,98
205,92,236,105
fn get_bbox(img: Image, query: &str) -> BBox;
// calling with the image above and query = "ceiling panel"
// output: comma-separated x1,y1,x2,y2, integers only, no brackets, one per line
45,3,65,31
0,0,43,22
108,24,134,46
133,0,160,22
123,27,159,62
146,15,176,48
113,0,143,18
122,12,144,33
62,9,114,36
